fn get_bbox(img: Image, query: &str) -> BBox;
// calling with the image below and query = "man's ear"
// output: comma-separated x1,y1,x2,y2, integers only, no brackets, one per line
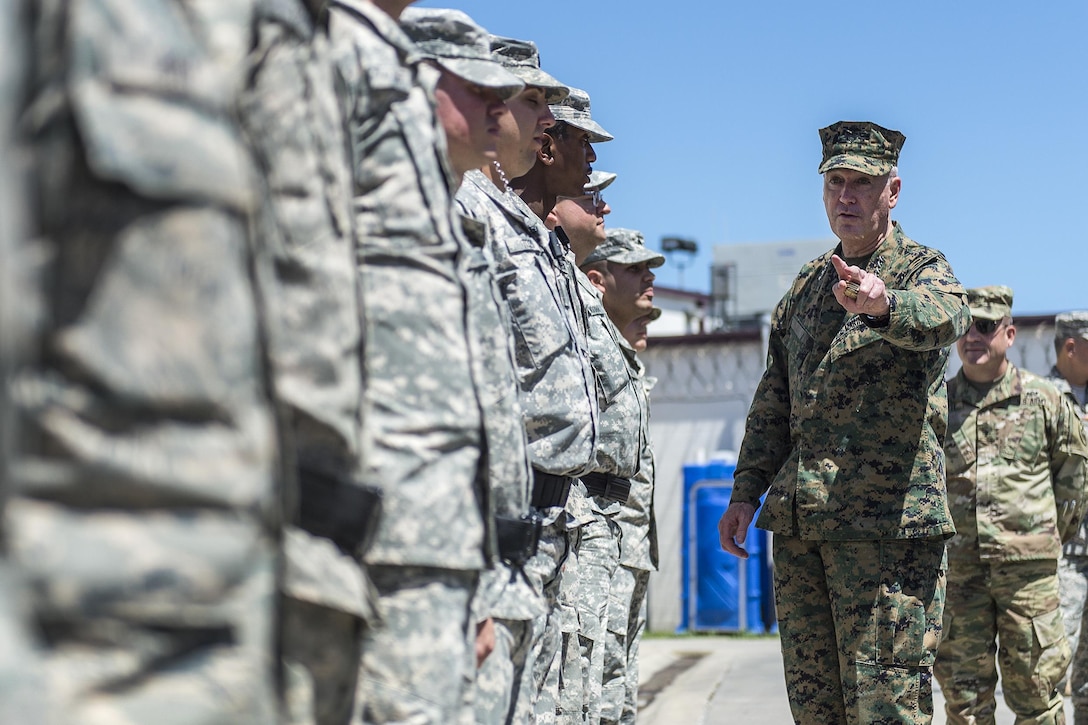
585,267,606,294
538,135,555,165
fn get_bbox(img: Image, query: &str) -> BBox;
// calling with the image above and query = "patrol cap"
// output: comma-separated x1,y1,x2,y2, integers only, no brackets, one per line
818,120,905,176
966,285,1014,321
1055,311,1088,342
550,87,613,143
586,169,616,192
489,35,569,104
582,228,665,268
401,8,524,101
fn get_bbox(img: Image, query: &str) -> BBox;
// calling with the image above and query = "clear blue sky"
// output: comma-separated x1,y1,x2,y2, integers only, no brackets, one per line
418,0,1087,315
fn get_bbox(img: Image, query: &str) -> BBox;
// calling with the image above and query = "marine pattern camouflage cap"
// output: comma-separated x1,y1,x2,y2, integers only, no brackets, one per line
1056,311,1088,342
582,228,665,268
966,285,1014,321
401,8,524,101
818,120,906,176
586,169,616,192
489,35,569,104
550,86,613,143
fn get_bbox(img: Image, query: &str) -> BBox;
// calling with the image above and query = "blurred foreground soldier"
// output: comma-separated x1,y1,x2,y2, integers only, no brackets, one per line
10,1,283,721
935,287,1088,724
547,102,632,725
1051,311,1088,722
0,2,52,721
458,34,600,723
718,120,970,724
237,1,378,722
328,0,491,721
400,6,536,721
580,229,664,725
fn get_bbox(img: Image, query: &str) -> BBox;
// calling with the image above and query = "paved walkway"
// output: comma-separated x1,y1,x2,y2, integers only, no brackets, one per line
637,635,1072,724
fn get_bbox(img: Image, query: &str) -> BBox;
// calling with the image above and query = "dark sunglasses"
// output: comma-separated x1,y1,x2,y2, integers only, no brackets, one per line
972,318,1003,335
557,190,604,207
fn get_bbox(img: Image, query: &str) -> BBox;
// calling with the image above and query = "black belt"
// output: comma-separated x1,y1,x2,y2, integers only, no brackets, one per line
581,472,632,503
531,469,573,509
297,467,383,559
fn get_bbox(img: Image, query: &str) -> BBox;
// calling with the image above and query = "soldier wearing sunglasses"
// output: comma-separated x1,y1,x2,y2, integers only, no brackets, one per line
935,286,1088,724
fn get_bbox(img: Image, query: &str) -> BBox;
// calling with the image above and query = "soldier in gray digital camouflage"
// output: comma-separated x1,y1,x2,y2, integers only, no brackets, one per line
579,228,664,725
545,98,636,725
935,286,1088,724
1051,311,1088,723
327,0,493,721
399,8,542,723
8,1,284,722
457,34,601,724
0,2,52,721
718,120,970,724
237,1,379,722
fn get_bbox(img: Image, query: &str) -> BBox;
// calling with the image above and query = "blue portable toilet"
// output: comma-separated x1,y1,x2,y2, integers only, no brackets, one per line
680,457,775,633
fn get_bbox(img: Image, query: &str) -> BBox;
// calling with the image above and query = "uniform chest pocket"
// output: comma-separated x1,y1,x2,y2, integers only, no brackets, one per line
588,313,630,406
944,425,976,479
999,405,1046,465
496,254,571,370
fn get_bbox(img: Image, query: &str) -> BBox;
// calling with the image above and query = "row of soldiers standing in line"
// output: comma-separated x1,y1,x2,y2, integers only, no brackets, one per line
0,1,660,723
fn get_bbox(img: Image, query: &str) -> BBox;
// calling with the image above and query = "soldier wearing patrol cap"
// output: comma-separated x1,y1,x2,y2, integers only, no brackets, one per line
454,35,599,725
1050,310,1088,723
718,121,970,723
327,0,493,721
580,227,665,724
512,86,610,223
936,286,1088,725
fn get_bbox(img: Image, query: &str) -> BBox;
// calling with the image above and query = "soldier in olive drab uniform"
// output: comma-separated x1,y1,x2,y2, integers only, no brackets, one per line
551,165,648,725
458,35,600,724
718,121,970,724
9,1,283,721
579,228,665,725
1050,311,1088,723
237,1,382,722
399,9,541,724
327,1,493,721
935,287,1088,724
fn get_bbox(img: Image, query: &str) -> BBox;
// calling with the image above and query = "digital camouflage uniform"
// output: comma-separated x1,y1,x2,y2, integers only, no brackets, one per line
458,156,598,724
731,212,970,722
543,89,627,725
328,2,489,721
237,2,376,723
1051,311,1088,723
9,1,283,722
936,339,1088,724
0,2,52,721
582,231,664,725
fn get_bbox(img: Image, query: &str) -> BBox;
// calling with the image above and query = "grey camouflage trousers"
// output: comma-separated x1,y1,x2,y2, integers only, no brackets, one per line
1059,554,1088,718
601,566,650,724
357,566,476,725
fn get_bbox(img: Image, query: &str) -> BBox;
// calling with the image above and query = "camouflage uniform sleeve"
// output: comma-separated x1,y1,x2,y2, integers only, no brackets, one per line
878,252,969,352
1050,389,1088,542
731,314,792,508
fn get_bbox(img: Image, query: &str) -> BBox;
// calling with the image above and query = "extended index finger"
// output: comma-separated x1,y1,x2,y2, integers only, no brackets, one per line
830,254,852,281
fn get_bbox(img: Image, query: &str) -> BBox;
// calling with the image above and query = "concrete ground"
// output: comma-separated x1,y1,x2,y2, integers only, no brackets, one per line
637,634,1072,724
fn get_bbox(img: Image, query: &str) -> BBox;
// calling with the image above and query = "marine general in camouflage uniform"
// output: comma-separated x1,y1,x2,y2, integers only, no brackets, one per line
718,121,970,724
327,1,494,721
457,36,600,724
237,2,381,722
580,228,664,725
1050,311,1088,723
935,287,1088,724
9,1,284,721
